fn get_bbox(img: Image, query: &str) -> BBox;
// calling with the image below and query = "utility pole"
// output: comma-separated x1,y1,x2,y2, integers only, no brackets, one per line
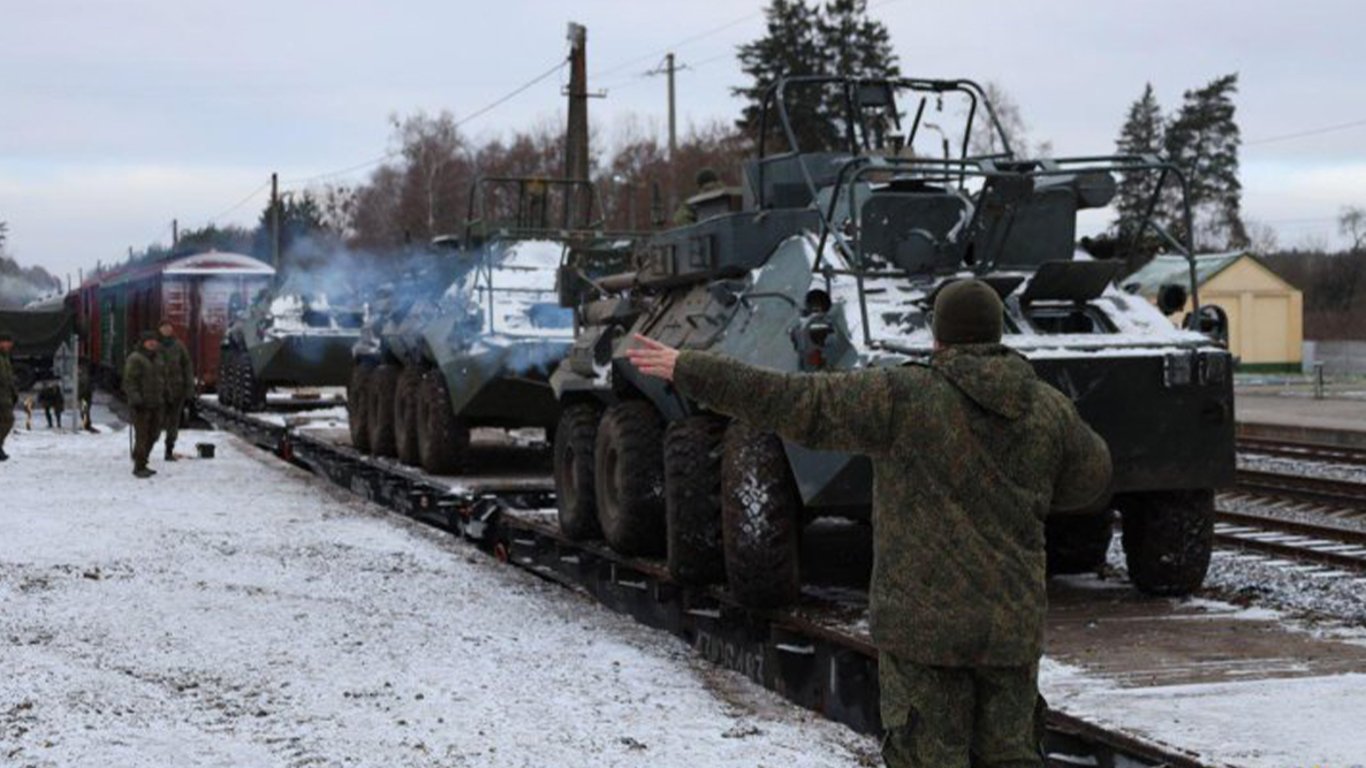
666,52,677,159
172,218,178,249
270,172,281,279
564,22,590,229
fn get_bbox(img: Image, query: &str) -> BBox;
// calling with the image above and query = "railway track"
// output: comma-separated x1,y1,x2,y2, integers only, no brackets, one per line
1234,468,1366,508
199,399,1221,768
1215,507,1366,572
1237,436,1366,467
1222,446,1366,568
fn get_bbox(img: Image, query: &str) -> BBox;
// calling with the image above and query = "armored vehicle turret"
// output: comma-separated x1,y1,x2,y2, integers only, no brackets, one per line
218,286,365,410
551,76,1234,607
349,177,635,474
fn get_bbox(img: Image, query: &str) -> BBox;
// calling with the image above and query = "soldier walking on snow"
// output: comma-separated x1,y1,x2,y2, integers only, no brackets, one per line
123,331,166,478
627,279,1113,767
157,319,194,461
0,330,17,461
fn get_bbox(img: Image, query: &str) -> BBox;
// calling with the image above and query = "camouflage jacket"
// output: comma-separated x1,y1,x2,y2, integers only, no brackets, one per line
674,343,1112,667
122,348,165,411
0,352,15,408
159,336,195,402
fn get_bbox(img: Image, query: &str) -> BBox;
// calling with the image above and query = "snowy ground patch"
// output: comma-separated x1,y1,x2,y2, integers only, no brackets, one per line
0,424,876,767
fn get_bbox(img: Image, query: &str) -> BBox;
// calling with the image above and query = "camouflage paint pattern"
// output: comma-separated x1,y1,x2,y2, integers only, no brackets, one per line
879,652,1043,768
0,350,14,451
673,343,1112,667
158,336,195,403
122,347,166,412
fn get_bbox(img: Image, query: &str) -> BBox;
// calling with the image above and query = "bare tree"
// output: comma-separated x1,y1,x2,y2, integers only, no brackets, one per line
968,81,1052,158
1340,205,1366,251
1244,219,1279,255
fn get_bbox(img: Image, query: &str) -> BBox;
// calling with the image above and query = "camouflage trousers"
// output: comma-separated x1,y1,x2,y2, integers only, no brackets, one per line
131,407,163,471
0,406,12,451
879,652,1044,768
162,398,185,453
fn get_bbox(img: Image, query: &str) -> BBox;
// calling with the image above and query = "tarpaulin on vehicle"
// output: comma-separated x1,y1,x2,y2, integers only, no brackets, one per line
0,308,76,357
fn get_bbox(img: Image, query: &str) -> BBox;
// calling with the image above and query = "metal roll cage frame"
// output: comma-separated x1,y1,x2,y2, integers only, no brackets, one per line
755,77,1200,349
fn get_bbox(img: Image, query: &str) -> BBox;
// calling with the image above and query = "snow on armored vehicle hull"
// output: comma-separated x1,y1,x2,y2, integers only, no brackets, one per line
350,177,635,475
551,76,1234,607
218,289,364,411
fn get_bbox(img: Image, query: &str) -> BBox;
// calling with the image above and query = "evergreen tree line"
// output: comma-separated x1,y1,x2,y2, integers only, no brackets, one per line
1105,74,1248,264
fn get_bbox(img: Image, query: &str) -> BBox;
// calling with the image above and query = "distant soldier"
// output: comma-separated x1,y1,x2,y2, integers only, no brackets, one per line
157,319,194,461
0,330,16,461
37,382,64,429
672,167,727,225
78,360,95,432
123,331,166,478
627,279,1113,767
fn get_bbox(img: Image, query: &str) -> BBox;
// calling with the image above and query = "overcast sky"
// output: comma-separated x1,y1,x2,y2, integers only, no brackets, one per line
3,0,1365,280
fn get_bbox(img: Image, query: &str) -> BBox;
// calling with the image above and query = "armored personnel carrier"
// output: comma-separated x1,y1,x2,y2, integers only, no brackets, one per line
218,286,365,410
550,76,1234,607
349,176,635,474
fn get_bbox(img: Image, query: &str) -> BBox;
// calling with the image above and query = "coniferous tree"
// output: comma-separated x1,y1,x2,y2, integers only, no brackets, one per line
734,0,829,151
1163,73,1247,250
1113,83,1165,238
820,0,899,80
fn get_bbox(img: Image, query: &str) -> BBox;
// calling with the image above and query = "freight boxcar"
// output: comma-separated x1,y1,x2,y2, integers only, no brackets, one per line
78,251,274,390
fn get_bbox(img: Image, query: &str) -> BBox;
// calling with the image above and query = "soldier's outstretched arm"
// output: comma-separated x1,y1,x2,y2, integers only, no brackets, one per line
627,335,896,454
1051,404,1113,514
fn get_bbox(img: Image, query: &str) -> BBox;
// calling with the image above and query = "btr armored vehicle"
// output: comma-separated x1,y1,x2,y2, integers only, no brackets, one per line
218,286,365,410
349,177,635,475
550,76,1234,607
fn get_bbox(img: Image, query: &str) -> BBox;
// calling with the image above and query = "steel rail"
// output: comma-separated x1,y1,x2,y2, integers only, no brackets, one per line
1216,508,1366,571
1234,468,1366,508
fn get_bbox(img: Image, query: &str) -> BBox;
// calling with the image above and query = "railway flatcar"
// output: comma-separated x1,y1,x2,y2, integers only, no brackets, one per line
77,251,273,390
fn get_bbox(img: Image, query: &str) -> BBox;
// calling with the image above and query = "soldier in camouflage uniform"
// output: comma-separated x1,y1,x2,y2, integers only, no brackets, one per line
157,319,194,461
628,279,1113,767
123,331,166,478
0,330,16,461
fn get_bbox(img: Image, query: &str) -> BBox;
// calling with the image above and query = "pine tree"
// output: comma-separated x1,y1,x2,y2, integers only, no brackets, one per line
1163,73,1247,250
734,0,829,150
1113,83,1165,241
819,0,900,80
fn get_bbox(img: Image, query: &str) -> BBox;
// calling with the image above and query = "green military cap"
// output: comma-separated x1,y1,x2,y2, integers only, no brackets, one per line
695,167,720,187
932,279,1003,345
139,330,160,342
0,329,13,342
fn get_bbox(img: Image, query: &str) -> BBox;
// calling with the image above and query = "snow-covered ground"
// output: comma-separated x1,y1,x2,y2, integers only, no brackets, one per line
0,421,876,767
8,402,1366,767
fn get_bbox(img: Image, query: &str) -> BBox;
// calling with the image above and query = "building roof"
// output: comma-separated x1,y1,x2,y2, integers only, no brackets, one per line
100,251,274,287
1122,251,1246,299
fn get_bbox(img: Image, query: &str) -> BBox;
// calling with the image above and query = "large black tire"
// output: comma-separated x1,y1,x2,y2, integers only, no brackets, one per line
593,401,666,556
417,370,468,475
1118,490,1214,596
12,362,35,393
393,365,423,466
721,422,802,608
1045,510,1115,575
664,415,727,584
348,362,373,453
553,403,602,540
241,352,267,411
217,352,233,407
226,350,246,410
367,364,400,457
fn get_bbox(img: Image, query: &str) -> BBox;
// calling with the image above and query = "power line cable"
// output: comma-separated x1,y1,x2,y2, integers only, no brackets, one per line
591,10,762,81
206,179,273,223
1246,118,1366,146
280,57,568,188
